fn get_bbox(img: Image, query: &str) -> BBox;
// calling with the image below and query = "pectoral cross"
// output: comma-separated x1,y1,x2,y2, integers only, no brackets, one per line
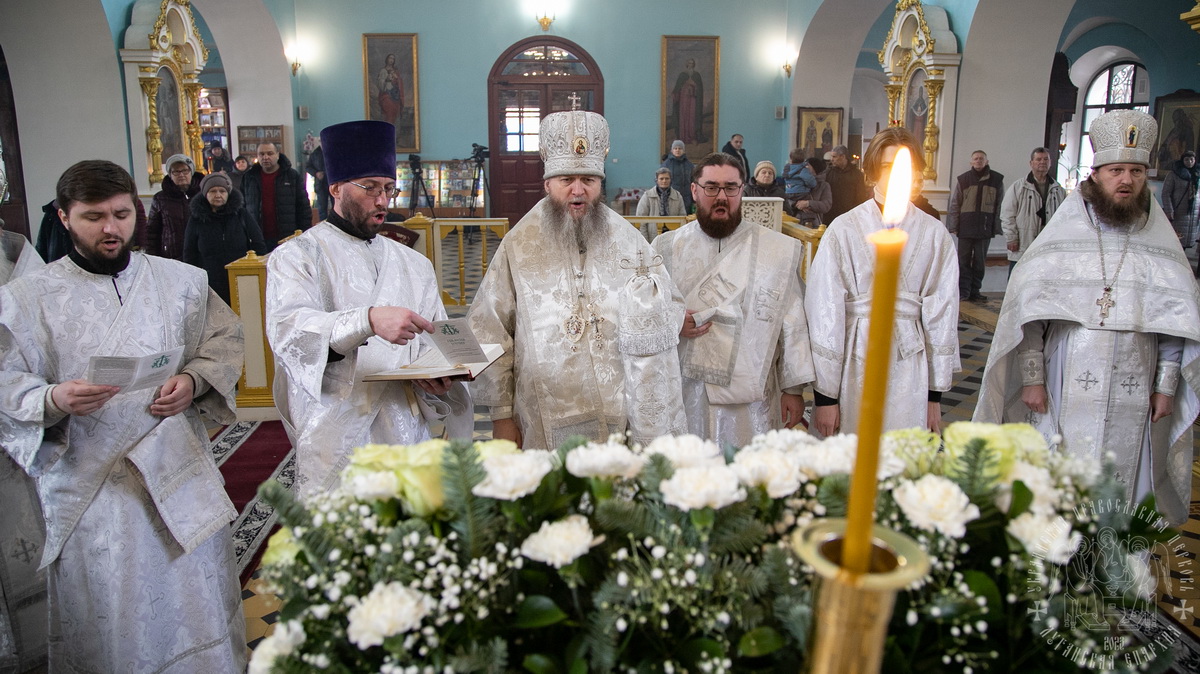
1096,288,1115,326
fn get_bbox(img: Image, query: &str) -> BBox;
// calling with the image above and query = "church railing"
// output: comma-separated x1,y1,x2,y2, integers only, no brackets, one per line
624,215,689,240
428,217,510,307
781,220,826,281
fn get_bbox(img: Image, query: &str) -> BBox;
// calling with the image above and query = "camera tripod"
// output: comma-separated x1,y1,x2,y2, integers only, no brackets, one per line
408,159,435,217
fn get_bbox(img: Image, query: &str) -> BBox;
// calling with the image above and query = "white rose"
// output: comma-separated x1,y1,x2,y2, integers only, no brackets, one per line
520,514,598,568
248,619,306,673
659,464,747,511
893,474,981,539
346,470,402,501
1007,512,1081,565
346,582,434,649
472,450,555,500
732,448,801,498
643,434,724,469
566,441,647,479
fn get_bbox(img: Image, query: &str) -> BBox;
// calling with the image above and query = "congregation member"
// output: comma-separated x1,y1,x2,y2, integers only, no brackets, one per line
999,147,1066,273
721,133,750,179
792,156,832,224
1162,149,1198,253
242,141,312,250
661,140,695,213
743,160,786,199
824,145,868,222
948,149,1004,302
230,154,251,194
0,160,246,672
206,141,235,174
142,152,202,259
306,141,330,221
653,152,813,446
781,149,816,212
806,128,960,437
268,120,472,498
636,167,687,217
470,109,687,448
975,110,1200,526
183,171,267,305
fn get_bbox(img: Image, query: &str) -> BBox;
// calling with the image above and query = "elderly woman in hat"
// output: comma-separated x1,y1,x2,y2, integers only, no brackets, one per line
143,153,203,259
183,172,266,305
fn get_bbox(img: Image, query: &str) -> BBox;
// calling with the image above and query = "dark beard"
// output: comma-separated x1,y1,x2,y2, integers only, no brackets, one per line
543,194,609,255
335,198,384,239
696,201,743,239
1080,178,1150,227
69,232,132,275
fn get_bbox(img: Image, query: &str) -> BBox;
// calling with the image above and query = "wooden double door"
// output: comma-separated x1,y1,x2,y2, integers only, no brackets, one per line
487,37,603,224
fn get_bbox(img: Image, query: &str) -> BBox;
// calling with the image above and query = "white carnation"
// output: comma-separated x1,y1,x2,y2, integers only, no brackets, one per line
659,464,746,511
732,448,801,497
791,433,857,477
1007,512,1081,565
995,461,1058,515
642,434,724,469
248,619,306,673
346,582,434,649
742,428,820,453
346,470,402,501
893,474,981,538
566,441,647,479
472,450,555,500
520,514,597,568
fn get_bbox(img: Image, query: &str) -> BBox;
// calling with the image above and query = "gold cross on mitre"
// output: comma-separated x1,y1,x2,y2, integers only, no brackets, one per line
568,91,581,110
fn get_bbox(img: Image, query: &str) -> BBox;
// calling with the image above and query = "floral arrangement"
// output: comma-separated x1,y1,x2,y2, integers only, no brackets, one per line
250,423,1174,673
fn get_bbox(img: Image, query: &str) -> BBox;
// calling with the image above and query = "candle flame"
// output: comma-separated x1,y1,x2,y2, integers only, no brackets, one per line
881,147,913,226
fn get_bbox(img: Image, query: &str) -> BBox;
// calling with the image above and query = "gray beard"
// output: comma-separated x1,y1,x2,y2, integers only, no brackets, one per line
543,197,610,256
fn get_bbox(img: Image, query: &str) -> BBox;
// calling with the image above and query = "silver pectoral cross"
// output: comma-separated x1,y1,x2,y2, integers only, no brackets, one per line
1096,289,1115,325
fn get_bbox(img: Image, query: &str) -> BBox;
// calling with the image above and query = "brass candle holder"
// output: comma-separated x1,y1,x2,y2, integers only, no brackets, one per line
792,518,929,674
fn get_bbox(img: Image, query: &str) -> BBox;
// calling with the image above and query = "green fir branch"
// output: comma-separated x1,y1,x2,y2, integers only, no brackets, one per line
440,439,501,559
708,501,769,555
258,480,336,574
950,437,998,502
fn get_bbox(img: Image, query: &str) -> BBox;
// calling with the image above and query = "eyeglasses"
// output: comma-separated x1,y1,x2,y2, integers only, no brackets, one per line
696,182,743,197
169,168,192,176
347,180,399,198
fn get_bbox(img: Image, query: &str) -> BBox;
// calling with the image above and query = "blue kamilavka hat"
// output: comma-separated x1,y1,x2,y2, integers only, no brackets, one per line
320,120,396,185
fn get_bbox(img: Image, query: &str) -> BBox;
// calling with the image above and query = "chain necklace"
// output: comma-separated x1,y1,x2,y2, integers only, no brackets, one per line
1085,204,1132,327
562,245,604,350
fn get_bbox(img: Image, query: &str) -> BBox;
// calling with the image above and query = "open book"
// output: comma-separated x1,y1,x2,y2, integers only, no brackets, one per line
362,343,504,381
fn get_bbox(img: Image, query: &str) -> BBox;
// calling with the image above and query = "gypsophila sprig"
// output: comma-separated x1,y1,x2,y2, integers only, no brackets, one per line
253,424,1175,673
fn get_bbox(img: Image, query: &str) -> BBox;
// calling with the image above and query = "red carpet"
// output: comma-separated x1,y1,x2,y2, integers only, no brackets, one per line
218,420,292,512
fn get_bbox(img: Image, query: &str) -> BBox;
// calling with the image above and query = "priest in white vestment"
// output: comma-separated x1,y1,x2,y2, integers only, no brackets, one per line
652,152,813,446
0,212,46,672
806,128,961,437
268,120,473,497
469,108,687,449
0,160,246,672
975,110,1200,526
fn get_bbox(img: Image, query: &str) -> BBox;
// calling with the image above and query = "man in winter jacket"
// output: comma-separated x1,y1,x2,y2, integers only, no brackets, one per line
999,147,1065,273
825,145,868,222
142,153,203,259
661,140,695,213
241,142,312,250
948,150,1004,301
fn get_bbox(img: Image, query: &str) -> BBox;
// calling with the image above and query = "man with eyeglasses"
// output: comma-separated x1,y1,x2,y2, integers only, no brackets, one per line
806,127,960,438
651,152,814,446
267,120,472,497
469,108,687,449
242,141,312,250
142,152,202,259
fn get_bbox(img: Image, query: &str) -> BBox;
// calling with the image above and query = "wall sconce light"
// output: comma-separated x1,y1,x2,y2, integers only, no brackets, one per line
536,11,555,31
783,62,793,78
778,45,797,78
285,44,302,77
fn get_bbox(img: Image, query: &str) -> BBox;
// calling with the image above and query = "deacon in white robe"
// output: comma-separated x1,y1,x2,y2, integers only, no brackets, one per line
469,109,686,449
0,160,246,672
806,129,960,436
267,120,472,498
975,110,1200,526
0,229,46,672
653,154,814,446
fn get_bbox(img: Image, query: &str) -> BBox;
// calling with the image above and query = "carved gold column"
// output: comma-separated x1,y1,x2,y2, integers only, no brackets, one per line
922,74,944,181
885,82,904,127
183,80,205,166
1182,3,1200,34
139,75,164,185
